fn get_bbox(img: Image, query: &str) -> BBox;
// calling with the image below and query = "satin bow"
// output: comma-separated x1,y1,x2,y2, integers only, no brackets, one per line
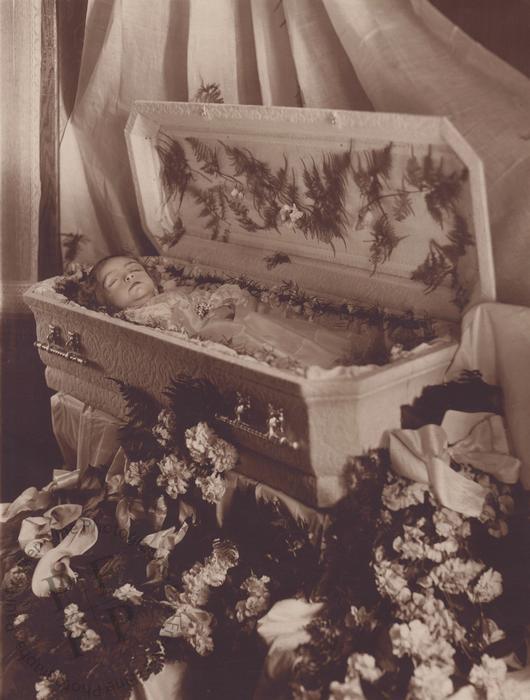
142,523,189,582
389,411,521,517
257,598,324,679
0,470,80,525
18,504,83,558
31,517,98,597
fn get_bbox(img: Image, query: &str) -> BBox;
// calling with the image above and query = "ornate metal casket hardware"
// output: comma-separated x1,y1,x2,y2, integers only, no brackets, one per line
216,393,300,451
34,325,88,365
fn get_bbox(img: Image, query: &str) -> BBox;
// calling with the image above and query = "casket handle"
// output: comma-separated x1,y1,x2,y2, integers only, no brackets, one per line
216,396,300,451
34,325,88,366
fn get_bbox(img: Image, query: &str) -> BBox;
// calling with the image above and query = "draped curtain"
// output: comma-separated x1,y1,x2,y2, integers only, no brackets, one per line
60,0,530,306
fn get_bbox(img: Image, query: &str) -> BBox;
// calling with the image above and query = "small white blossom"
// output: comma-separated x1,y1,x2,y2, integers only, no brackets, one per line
13,613,28,626
373,559,411,603
348,653,382,683
185,422,217,463
382,478,428,511
80,628,101,652
408,664,454,700
428,558,484,595
195,473,226,504
468,568,503,603
469,655,507,700
113,583,144,606
35,671,67,700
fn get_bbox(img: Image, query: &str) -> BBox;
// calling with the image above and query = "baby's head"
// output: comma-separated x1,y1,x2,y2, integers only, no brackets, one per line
91,256,158,311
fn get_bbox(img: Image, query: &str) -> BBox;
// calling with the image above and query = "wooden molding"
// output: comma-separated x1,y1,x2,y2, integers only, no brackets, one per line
0,0,42,285
39,0,62,279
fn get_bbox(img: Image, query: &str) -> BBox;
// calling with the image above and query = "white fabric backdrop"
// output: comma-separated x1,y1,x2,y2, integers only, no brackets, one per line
60,0,530,306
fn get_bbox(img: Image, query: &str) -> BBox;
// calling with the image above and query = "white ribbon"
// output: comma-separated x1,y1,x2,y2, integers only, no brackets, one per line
256,598,324,680
18,504,83,558
142,523,189,582
0,470,80,524
31,517,98,597
389,411,521,517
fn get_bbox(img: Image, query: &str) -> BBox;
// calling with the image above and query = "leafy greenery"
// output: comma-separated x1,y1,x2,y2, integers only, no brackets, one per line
411,214,474,307
193,81,224,104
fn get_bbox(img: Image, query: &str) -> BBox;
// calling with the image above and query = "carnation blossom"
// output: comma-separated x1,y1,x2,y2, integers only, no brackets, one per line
381,477,428,511
428,557,484,595
468,568,503,603
348,653,382,683
35,671,67,700
195,473,226,503
185,422,217,463
469,654,507,700
113,583,144,605
80,628,101,652
235,575,271,622
408,664,454,700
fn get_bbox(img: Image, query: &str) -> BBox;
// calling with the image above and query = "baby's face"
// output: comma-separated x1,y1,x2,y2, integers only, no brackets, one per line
95,257,158,310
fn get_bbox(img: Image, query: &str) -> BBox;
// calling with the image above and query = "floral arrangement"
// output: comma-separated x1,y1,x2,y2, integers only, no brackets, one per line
288,453,528,699
2,374,528,699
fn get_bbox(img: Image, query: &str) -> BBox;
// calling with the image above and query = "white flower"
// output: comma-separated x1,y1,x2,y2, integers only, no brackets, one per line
373,559,411,603
235,575,271,622
207,438,238,473
13,613,28,626
382,478,428,511
35,671,67,700
408,664,454,700
65,619,86,638
279,203,304,225
113,583,144,606
125,459,153,487
429,558,484,595
468,568,503,603
348,653,382,683
469,655,507,700
80,628,101,652
195,473,226,504
185,422,217,463
396,592,466,644
152,409,178,446
390,620,433,659
64,603,82,620
346,606,376,630
289,204,304,223
157,454,193,497
64,603,87,637
432,508,470,539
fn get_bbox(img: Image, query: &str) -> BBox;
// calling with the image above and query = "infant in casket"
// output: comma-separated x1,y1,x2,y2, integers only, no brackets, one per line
91,255,361,370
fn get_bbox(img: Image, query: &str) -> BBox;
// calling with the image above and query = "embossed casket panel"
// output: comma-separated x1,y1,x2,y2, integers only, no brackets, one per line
25,103,495,507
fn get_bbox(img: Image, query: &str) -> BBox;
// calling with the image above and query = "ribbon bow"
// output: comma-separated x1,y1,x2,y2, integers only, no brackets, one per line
142,523,189,582
18,504,83,559
0,469,79,525
256,598,324,680
389,411,521,517
31,517,98,597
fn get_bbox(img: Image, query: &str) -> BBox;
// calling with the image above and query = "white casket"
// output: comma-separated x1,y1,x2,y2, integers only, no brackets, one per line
24,102,495,507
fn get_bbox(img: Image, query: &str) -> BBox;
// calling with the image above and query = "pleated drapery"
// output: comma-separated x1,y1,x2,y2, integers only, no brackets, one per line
60,0,530,306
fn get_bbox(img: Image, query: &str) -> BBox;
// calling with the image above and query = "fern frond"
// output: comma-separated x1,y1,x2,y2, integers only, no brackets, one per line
367,213,406,272
193,81,224,104
186,137,220,176
155,133,192,207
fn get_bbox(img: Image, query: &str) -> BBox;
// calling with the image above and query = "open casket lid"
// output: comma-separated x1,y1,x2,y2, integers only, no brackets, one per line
125,102,495,322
